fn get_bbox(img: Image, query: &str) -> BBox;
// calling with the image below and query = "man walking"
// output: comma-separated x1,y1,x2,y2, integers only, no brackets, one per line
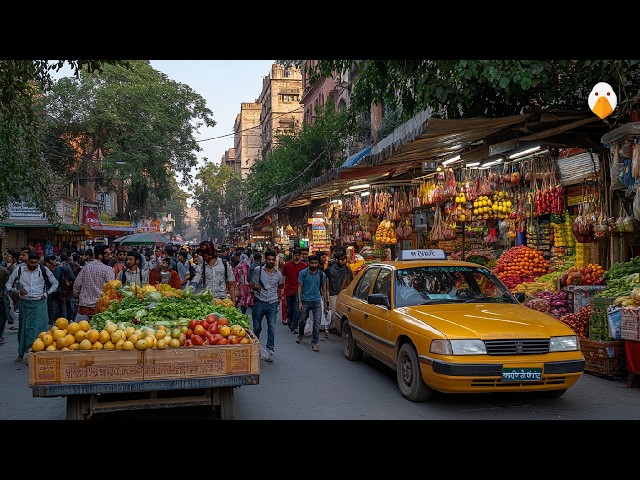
281,248,306,335
326,251,354,336
73,245,115,322
191,241,236,305
296,255,328,352
5,251,58,362
250,250,283,362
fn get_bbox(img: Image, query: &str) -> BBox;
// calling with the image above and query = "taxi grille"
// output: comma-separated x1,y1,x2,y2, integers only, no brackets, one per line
484,339,550,355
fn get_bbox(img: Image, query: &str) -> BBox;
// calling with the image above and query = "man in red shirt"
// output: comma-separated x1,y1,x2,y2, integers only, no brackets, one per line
281,248,307,334
149,257,182,290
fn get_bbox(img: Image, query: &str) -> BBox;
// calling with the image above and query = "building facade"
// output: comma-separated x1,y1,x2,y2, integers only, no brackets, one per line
257,64,303,159
222,148,239,176
233,102,262,179
300,60,352,126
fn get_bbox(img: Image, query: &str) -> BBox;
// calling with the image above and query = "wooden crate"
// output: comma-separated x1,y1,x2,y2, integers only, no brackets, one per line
29,332,260,386
580,338,626,377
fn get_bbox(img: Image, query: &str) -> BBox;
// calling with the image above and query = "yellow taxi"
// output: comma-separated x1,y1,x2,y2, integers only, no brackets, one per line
333,249,585,401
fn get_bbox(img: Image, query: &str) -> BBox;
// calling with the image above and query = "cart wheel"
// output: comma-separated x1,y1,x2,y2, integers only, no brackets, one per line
216,387,235,420
66,394,90,420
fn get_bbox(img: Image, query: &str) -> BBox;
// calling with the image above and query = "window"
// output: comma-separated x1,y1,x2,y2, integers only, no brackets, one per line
372,267,392,297
279,94,299,103
355,267,380,301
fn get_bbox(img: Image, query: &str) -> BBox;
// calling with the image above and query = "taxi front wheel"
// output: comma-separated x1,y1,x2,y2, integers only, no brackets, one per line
397,344,432,402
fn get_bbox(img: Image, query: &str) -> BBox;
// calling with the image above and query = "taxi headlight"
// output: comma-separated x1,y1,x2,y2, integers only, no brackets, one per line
430,339,487,355
549,336,579,352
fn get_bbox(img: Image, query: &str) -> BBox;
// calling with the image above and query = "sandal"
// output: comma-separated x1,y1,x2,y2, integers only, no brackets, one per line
15,355,23,362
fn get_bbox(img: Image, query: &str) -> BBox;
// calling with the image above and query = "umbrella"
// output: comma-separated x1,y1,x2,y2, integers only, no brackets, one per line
113,232,171,246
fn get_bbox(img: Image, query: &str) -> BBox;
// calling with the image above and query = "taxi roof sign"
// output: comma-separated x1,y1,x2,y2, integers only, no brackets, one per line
397,249,447,261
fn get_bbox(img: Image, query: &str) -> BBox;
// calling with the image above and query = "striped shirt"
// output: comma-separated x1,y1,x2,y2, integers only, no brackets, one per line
73,259,116,307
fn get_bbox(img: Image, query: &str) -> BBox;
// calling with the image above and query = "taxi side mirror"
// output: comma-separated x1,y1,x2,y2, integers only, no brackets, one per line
368,293,391,309
514,292,525,303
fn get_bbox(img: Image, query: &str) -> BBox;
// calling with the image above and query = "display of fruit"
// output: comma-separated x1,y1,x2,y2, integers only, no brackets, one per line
560,263,605,286
375,219,397,245
492,245,550,288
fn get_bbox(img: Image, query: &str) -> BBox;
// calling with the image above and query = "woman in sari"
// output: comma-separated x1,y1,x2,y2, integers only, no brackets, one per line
234,253,253,314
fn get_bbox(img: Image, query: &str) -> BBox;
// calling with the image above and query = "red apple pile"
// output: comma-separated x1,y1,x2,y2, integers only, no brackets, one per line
183,313,251,347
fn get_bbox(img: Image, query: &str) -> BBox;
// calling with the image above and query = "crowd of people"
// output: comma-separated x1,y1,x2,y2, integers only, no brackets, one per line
0,240,355,365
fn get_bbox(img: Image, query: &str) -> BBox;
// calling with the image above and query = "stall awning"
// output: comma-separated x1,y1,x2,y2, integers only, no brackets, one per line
88,225,136,236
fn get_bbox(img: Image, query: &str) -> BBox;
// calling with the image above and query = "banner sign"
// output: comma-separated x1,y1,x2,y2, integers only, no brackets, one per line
82,205,102,227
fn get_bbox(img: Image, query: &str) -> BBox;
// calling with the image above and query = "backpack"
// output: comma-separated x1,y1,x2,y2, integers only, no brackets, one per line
16,265,53,294
188,262,196,281
119,267,143,285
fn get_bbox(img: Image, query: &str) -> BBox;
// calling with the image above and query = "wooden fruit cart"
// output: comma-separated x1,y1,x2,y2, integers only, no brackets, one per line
28,336,260,420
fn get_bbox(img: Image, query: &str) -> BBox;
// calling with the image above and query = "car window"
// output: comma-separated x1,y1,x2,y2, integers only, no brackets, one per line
372,267,392,297
354,266,380,301
394,265,514,307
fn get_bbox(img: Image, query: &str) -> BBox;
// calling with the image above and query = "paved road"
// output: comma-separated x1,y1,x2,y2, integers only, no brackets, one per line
2,314,640,421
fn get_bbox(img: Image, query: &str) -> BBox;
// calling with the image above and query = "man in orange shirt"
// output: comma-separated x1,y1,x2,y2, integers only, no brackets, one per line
148,257,182,290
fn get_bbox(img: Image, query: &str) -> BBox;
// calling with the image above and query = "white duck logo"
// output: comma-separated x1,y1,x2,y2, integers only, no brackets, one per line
588,82,617,120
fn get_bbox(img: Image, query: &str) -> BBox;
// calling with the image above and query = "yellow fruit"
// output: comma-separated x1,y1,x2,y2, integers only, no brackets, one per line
135,338,149,350
86,329,100,344
56,336,70,349
78,339,93,350
168,338,181,349
115,339,125,350
92,341,103,350
78,320,91,332
38,331,47,340
157,325,166,331
128,333,139,344
154,329,167,340
42,333,54,347
68,343,79,350
32,339,45,352
110,330,124,343
45,344,57,351
64,334,75,346
61,347,70,351
55,317,69,330
105,322,118,334
122,340,135,351
155,338,168,349
53,329,66,341
74,330,86,342
98,330,110,344
103,341,115,350
145,336,156,348
66,322,81,335
124,326,136,337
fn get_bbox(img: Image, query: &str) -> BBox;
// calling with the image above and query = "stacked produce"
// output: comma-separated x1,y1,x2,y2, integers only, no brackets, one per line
524,290,569,318
30,289,253,353
559,263,606,287
375,219,398,245
492,245,550,289
530,254,576,293
558,305,591,339
595,256,640,299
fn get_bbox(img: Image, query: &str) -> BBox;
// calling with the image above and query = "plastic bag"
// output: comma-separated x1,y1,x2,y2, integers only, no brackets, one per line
607,307,622,340
610,161,626,190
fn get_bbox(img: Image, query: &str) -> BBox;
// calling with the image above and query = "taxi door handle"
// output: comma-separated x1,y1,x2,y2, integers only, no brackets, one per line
364,314,368,319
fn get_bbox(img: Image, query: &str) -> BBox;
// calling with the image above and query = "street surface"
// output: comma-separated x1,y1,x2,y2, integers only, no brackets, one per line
2,311,640,421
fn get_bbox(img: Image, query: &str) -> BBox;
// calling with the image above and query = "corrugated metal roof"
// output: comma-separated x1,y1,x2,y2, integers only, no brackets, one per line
556,151,600,185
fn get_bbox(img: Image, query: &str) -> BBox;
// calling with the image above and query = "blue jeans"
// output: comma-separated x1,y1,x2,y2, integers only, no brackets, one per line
300,300,322,345
251,299,278,352
285,293,300,331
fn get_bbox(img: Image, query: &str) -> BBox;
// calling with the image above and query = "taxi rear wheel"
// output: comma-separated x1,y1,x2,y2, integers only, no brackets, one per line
397,343,432,402
342,322,363,361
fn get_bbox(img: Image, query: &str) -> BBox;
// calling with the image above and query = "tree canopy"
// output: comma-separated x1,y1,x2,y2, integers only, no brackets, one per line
281,60,640,121
244,100,350,212
192,162,243,240
42,60,215,221
0,60,130,220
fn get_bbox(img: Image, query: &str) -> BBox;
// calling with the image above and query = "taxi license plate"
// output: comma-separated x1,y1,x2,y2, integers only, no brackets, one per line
502,368,542,382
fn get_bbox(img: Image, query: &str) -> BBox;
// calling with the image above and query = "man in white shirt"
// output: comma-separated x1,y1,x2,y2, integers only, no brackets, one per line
5,251,58,362
191,241,236,304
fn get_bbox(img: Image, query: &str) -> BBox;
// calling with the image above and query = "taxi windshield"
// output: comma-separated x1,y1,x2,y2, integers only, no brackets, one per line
393,265,515,308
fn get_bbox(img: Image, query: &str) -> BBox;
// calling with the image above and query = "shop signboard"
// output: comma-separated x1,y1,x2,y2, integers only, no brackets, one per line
56,199,79,225
7,201,46,221
82,205,102,227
